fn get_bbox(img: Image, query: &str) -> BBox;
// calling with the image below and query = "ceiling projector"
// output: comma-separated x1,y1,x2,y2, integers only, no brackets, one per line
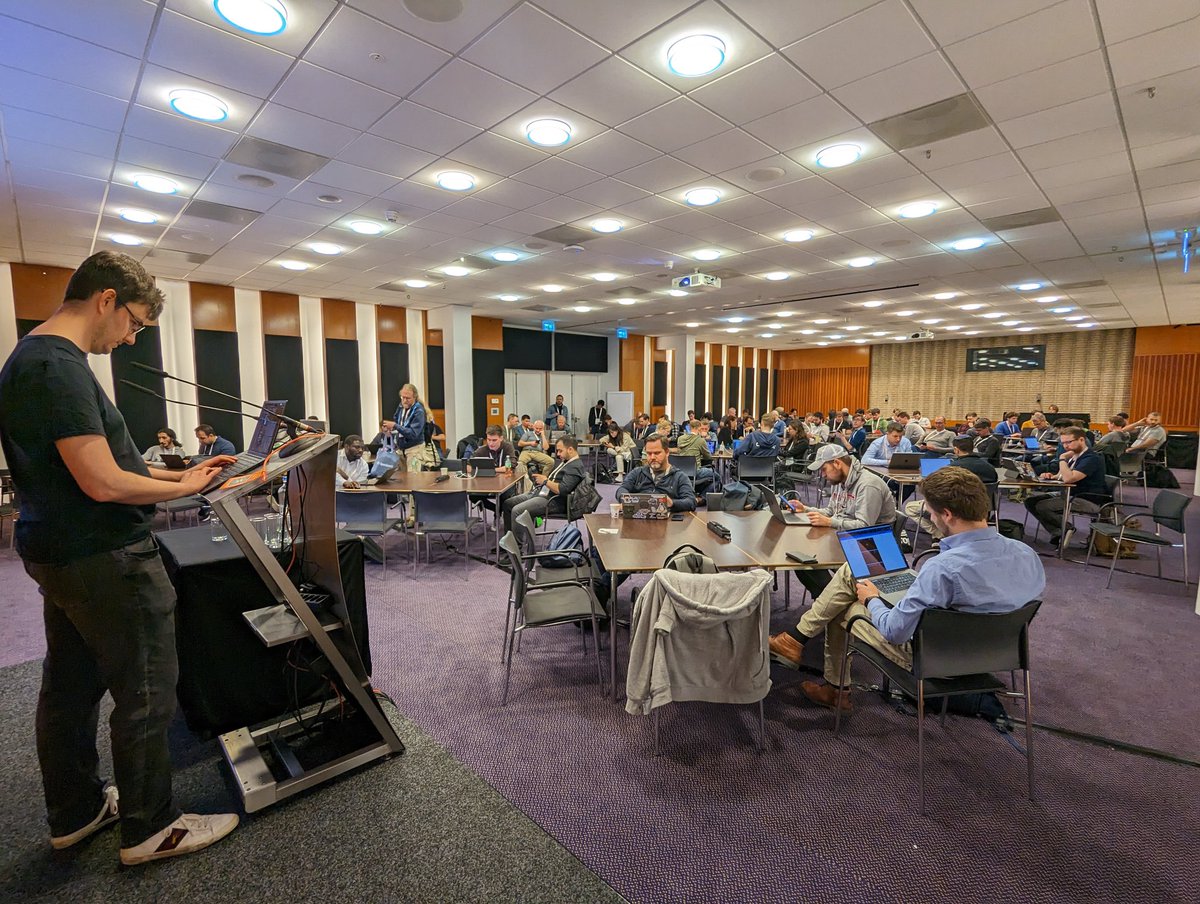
672,271,721,290
909,329,935,340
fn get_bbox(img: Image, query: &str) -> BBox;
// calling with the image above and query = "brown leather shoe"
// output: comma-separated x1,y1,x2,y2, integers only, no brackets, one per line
768,632,804,669
800,680,852,711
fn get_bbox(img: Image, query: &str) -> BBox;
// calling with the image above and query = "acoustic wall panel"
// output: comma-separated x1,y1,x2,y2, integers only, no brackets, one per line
112,327,167,449
264,334,305,420
758,370,768,415
324,338,360,439
378,341,409,421
554,331,607,372
653,360,668,406
729,367,740,412
473,348,505,433
711,365,723,414
694,365,705,416
426,344,445,409
193,329,242,445
503,327,552,371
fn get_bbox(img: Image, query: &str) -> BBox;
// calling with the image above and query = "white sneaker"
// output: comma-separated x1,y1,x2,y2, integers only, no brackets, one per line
119,812,239,866
50,784,119,850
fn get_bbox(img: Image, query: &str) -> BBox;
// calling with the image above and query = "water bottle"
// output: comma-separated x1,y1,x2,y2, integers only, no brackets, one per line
505,455,512,470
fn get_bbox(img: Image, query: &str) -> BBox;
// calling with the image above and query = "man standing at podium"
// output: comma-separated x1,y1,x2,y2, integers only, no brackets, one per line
0,251,239,865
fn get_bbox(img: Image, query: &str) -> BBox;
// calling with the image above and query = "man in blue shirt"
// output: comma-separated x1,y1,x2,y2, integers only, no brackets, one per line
194,424,236,457
861,423,912,468
544,394,569,425
391,382,433,472
1024,425,1112,545
769,467,1044,710
734,413,781,459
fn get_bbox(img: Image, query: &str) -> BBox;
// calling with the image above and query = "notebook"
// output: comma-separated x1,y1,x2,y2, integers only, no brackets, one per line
836,523,917,605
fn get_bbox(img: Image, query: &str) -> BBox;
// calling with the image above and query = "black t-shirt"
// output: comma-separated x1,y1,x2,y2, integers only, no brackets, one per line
0,335,154,564
1068,450,1109,501
947,454,998,485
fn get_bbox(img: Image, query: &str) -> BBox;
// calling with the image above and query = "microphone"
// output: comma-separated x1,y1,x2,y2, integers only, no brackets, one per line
120,380,264,424
130,361,311,435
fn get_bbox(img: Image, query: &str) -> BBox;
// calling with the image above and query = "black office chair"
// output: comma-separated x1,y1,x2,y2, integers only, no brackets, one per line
668,454,698,484
1117,450,1149,502
1084,489,1191,588
835,600,1042,815
737,456,777,491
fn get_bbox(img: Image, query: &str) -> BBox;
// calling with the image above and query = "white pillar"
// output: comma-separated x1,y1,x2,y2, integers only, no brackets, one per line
156,278,199,442
427,305,473,445
0,264,14,468
356,301,380,442
406,307,425,391
601,335,619,399
298,296,325,421
234,288,265,448
658,334,695,420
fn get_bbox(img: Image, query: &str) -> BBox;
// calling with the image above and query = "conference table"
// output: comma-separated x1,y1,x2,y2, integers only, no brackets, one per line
584,510,845,701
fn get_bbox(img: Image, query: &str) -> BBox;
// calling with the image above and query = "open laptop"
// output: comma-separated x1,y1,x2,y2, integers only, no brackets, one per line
1013,459,1060,483
758,486,812,525
620,493,671,519
467,455,497,477
888,452,922,470
1023,436,1043,451
366,463,399,485
159,453,188,470
200,400,287,494
918,457,953,478
837,523,918,605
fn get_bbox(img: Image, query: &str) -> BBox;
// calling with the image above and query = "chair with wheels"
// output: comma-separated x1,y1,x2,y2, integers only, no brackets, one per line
1084,489,1191,589
498,531,604,704
335,490,404,573
834,600,1042,815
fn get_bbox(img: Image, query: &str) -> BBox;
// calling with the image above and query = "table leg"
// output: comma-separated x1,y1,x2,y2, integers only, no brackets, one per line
610,570,619,702
784,569,790,609
1057,486,1072,558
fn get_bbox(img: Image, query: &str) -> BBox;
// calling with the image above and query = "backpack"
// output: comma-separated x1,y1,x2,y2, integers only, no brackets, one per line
721,480,767,511
542,523,586,568
567,474,602,518
456,435,480,459
662,543,718,574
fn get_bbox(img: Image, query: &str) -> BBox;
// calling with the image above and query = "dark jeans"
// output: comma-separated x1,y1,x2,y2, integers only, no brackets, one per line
796,568,833,598
502,491,550,535
24,535,182,847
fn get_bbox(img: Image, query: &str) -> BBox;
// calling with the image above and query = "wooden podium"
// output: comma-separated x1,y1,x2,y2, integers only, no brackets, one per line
204,435,404,812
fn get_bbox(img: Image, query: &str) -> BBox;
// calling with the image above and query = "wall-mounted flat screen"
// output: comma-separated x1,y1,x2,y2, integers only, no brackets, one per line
966,345,1046,372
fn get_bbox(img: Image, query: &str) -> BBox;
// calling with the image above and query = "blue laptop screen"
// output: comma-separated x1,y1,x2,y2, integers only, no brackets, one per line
919,457,952,477
837,525,909,579
1024,436,1041,450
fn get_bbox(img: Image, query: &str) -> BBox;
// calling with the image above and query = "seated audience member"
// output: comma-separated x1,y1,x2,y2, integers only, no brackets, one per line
716,416,736,448
772,409,788,438
1095,415,1128,448
471,425,521,512
904,435,998,538
862,423,913,468
734,413,781,460
1046,404,1060,416
780,420,810,461
955,411,978,435
517,419,555,473
545,394,569,425
784,445,897,596
1124,411,1167,455
995,411,1023,438
335,435,370,489
656,416,681,442
831,408,853,433
601,421,637,477
1024,426,1112,545
895,411,924,447
549,414,569,443
504,413,523,446
1027,411,1058,445
848,415,869,454
587,399,607,438
917,416,955,454
618,433,696,512
679,409,697,433
502,435,585,533
805,412,830,443
194,423,236,457
628,413,653,443
673,419,717,497
971,418,1001,463
865,408,886,433
912,410,931,430
143,427,185,465
770,468,1045,708
739,415,756,439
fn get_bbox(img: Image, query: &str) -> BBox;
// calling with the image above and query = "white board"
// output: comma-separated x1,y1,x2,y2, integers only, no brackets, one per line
607,391,634,429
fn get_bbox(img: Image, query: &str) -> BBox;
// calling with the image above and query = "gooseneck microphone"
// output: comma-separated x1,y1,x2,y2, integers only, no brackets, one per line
119,380,265,424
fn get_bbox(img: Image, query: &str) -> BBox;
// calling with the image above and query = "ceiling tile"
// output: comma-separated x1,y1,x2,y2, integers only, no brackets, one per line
304,7,451,96
511,156,603,193
335,134,437,180
973,51,1109,122
714,154,812,193
370,102,481,156
742,94,861,155
463,4,609,94
1016,127,1127,170
2,108,119,158
248,104,359,157
307,161,398,196
118,135,218,182
0,16,141,98
533,0,694,51
347,0,515,52
549,55,678,127
560,131,660,176
3,139,113,182
673,129,775,173
616,157,706,194
619,97,730,154
565,177,649,209
0,66,128,132
997,93,1120,149
409,59,538,129
731,0,883,48
784,0,935,90
273,62,400,131
1106,12,1200,87
908,0,1064,45
5,0,155,56
453,131,548,177
833,52,965,123
149,10,293,97
688,54,821,125
123,105,240,158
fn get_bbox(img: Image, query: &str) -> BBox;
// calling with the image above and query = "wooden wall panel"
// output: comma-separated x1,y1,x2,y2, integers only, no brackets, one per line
472,315,504,350
189,282,235,331
776,367,871,415
695,341,705,365
375,305,407,343
11,262,73,320
776,346,871,370
321,297,356,340
261,292,300,337
620,333,646,417
1131,355,1200,430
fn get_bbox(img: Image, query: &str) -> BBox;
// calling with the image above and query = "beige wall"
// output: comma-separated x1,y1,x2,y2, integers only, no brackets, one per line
868,328,1134,422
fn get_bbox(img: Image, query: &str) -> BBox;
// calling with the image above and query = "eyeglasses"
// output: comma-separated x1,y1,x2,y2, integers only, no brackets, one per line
120,303,147,335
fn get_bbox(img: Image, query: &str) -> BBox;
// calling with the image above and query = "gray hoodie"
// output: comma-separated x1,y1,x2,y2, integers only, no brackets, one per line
813,457,896,531
625,569,773,715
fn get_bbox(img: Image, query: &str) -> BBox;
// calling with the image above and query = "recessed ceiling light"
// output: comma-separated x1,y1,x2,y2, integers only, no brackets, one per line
542,284,564,293
898,201,938,219
763,271,789,281
870,331,888,337
919,318,942,325
1014,282,1042,291
692,248,722,261
525,118,572,147
132,173,178,194
348,220,384,235
862,300,884,308
110,234,142,246
853,338,868,344
1064,315,1086,322
498,294,521,301
1049,306,1075,314
759,332,777,338
1001,320,1023,326
309,242,342,255
491,250,521,262
591,272,617,282
573,305,593,313
815,143,862,168
827,333,845,340
846,256,875,268
684,187,722,207
892,310,917,317
1074,322,1097,328
617,298,637,306
981,312,1005,319
214,0,288,35
1017,327,1037,332
943,325,962,331
278,260,308,271
667,289,688,297
1034,295,1061,303
892,336,908,341
726,316,746,323
684,321,700,328
726,327,742,334
951,237,988,251
666,34,727,78
783,228,814,243
799,329,817,335
844,325,863,331
405,279,432,288
963,330,980,335
776,312,793,318
590,218,623,233
442,265,471,277
167,88,229,122
958,303,985,311
119,209,158,224
436,171,475,192
812,318,832,325
932,292,959,301
815,341,829,346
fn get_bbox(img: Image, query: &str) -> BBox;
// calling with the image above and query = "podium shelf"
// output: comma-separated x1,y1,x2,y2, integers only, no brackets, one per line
243,603,342,647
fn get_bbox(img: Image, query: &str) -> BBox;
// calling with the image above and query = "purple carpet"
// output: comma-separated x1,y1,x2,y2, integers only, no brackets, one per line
1,475,1198,902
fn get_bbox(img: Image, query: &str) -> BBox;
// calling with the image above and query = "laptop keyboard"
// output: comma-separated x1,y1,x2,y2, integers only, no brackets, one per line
872,572,916,595
202,452,265,493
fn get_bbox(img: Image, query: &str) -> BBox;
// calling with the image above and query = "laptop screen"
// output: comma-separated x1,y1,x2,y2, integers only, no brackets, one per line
248,400,287,456
1024,436,1041,450
919,457,952,477
837,524,909,579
